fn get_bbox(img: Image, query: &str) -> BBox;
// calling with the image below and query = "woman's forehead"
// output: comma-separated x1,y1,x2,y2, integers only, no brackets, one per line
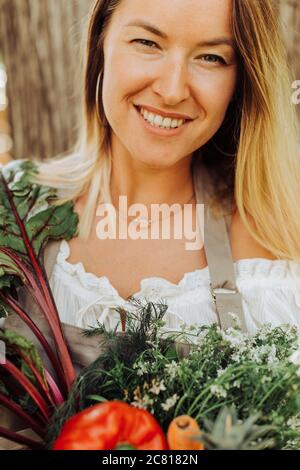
108,0,234,40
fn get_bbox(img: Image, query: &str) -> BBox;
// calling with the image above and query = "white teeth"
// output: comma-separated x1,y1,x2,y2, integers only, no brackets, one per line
154,114,163,127
163,117,172,127
139,107,185,129
147,112,155,125
171,119,180,128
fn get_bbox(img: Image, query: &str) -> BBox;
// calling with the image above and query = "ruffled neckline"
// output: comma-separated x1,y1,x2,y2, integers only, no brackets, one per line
55,240,211,297
54,239,300,302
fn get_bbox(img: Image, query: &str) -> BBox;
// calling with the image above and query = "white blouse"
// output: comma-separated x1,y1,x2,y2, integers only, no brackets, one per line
49,240,300,336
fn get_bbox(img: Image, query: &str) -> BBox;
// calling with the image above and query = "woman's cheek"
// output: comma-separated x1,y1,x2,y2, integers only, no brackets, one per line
214,67,238,105
108,54,151,94
196,72,236,117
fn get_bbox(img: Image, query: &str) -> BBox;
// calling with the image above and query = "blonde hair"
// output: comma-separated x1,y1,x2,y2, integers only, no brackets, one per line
34,0,300,261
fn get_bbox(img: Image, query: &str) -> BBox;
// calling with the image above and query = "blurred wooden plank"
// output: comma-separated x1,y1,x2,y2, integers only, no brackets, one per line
278,0,300,79
0,0,93,160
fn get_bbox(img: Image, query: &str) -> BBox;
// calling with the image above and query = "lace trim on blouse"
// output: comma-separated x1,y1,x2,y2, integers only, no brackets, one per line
49,240,300,335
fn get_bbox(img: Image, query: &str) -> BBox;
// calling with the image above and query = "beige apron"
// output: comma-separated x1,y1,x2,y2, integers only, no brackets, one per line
0,160,246,446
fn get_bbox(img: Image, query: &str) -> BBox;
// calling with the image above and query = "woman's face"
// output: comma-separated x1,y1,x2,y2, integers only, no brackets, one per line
102,0,238,169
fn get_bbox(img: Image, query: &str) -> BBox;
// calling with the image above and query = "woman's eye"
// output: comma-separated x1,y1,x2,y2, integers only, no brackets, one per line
131,41,227,65
200,54,227,65
132,39,158,49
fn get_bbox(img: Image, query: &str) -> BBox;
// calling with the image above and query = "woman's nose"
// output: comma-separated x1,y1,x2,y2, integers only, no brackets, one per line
151,59,190,105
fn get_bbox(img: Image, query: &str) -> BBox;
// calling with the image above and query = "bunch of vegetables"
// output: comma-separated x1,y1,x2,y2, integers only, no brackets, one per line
0,160,78,448
1,159,300,451
0,160,205,451
52,400,206,450
52,401,274,451
48,299,300,450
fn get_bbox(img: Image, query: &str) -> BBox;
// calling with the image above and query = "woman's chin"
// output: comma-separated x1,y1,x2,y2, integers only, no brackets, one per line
135,156,177,169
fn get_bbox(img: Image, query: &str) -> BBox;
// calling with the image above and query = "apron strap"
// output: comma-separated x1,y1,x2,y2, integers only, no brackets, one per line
42,239,61,279
193,161,247,332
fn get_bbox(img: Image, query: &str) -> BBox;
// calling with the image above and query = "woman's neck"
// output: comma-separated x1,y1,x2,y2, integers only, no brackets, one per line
110,152,195,209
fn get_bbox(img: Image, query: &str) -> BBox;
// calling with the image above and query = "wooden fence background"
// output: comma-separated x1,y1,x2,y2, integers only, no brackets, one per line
0,0,93,162
279,0,300,80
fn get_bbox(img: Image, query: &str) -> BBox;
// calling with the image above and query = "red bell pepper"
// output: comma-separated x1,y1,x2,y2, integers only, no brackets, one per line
53,401,169,450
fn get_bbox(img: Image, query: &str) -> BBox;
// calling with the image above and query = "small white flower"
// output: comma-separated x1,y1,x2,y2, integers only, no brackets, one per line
131,391,154,410
210,384,227,398
161,394,179,411
149,379,167,395
195,329,210,346
267,344,278,364
289,351,300,366
287,416,300,430
228,312,242,328
248,344,278,365
165,361,179,380
233,380,241,389
133,360,150,376
231,352,241,362
261,375,272,384
221,328,247,347
217,368,227,378
255,323,272,341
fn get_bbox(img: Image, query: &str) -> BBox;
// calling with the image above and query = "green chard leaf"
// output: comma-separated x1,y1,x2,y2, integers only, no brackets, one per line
0,329,45,381
0,159,79,288
0,159,78,398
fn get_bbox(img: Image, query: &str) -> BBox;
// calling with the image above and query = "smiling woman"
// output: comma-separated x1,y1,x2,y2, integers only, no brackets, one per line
3,1,300,339
100,0,238,173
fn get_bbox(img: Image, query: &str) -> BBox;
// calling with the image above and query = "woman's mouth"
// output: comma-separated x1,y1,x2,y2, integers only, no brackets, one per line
133,105,193,137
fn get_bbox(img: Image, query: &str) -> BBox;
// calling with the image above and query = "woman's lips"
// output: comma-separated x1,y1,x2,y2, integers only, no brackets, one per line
136,104,194,121
134,105,192,137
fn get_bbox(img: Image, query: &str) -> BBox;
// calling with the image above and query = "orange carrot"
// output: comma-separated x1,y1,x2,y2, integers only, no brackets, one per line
167,415,205,451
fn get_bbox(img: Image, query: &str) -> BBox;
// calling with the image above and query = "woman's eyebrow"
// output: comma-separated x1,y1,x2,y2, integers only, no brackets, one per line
125,20,235,49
